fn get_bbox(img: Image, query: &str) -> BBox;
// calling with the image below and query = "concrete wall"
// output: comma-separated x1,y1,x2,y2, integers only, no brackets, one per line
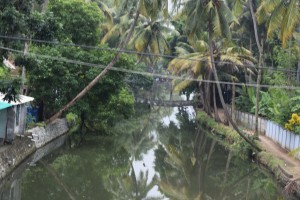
266,121,300,159
0,118,69,180
14,104,27,136
29,118,69,148
0,135,68,200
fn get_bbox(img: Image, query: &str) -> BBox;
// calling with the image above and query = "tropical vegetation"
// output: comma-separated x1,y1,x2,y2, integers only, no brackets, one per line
0,0,300,141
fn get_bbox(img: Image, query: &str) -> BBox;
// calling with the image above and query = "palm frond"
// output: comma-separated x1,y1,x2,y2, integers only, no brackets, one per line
267,1,285,39
96,1,114,25
256,0,280,24
280,0,300,47
173,80,194,92
195,40,209,53
101,25,120,44
220,55,243,66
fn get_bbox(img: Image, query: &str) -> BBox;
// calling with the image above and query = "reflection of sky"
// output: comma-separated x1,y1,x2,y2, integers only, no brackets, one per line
132,105,195,199
132,148,166,199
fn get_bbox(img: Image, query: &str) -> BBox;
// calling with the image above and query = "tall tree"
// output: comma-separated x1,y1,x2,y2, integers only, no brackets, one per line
180,0,261,151
48,0,172,123
249,0,264,137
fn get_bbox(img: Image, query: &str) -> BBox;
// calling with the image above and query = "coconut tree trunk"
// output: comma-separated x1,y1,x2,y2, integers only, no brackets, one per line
40,160,76,200
223,151,232,184
209,38,261,152
47,10,140,123
205,139,216,172
204,71,213,116
246,177,252,200
249,0,263,137
232,82,236,123
213,84,221,122
130,161,139,199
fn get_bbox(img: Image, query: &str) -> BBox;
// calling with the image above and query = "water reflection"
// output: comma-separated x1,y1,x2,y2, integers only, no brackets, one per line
155,107,280,200
0,106,282,200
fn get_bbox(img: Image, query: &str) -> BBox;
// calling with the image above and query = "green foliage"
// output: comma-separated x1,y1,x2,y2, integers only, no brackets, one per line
0,1,32,35
108,87,135,118
27,11,62,41
235,85,255,112
27,121,46,129
196,110,253,154
257,151,284,172
49,0,104,45
235,80,295,127
288,147,300,159
0,66,21,102
66,112,80,127
273,45,298,70
21,44,136,133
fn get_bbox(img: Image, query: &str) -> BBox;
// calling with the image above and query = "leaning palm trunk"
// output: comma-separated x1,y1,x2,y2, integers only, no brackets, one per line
47,11,140,123
249,0,263,137
213,84,221,122
203,71,213,116
209,39,261,152
39,160,76,200
231,82,236,123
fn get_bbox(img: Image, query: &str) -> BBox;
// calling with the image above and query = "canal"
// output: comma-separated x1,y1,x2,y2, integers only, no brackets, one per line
1,106,283,199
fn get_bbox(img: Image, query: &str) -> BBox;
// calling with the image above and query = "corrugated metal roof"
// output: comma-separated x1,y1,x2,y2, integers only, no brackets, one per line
0,93,34,105
0,101,12,110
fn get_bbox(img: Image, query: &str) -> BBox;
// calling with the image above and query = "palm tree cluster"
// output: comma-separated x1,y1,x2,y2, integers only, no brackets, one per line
23,0,300,151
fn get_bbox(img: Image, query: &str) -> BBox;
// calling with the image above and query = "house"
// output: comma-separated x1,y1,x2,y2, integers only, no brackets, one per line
0,94,34,144
0,102,13,144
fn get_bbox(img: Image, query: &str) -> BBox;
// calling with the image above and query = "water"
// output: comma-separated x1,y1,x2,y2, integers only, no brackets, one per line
1,106,284,200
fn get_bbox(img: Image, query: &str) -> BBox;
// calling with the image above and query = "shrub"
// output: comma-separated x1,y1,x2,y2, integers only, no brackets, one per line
285,113,300,134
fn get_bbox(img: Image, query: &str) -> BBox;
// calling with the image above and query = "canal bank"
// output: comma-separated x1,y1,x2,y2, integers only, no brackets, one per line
0,107,289,199
197,110,300,199
0,118,69,180
18,106,283,200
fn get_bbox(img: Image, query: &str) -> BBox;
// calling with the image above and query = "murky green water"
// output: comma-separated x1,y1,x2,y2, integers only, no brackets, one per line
3,106,284,200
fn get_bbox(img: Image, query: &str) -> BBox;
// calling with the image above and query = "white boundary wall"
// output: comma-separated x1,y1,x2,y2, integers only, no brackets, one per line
229,107,300,159
228,108,267,134
265,121,300,153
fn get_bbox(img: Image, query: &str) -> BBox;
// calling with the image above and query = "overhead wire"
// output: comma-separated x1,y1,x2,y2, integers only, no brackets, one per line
0,35,299,74
1,45,300,90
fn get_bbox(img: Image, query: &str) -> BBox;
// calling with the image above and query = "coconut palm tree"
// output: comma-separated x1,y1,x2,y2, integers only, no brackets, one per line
173,0,261,151
104,167,159,200
168,40,256,122
129,20,176,69
256,0,300,48
99,0,176,68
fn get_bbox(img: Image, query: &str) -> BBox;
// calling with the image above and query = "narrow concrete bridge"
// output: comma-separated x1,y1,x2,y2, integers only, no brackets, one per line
135,98,198,107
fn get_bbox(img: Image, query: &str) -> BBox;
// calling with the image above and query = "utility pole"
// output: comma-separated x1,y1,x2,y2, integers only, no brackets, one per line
21,41,28,95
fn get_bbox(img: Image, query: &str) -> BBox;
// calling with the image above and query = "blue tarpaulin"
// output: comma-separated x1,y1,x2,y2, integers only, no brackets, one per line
27,106,38,122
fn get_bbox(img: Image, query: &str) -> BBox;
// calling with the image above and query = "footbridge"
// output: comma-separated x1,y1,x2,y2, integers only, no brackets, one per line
135,98,199,107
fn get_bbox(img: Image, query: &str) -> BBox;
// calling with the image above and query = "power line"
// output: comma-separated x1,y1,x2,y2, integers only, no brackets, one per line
0,35,299,74
1,45,300,90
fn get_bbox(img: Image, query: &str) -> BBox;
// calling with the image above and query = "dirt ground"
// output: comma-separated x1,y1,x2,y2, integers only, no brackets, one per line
259,135,300,179
217,109,300,180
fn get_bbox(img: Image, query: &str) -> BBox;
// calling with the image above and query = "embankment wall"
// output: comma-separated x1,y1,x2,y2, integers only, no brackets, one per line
0,118,69,179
